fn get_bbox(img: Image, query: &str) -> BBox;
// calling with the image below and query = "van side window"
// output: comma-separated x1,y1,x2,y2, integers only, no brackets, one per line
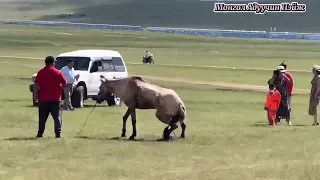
102,60,116,72
111,57,125,72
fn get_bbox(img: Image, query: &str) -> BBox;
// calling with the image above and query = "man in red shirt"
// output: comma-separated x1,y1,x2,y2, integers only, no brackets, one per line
34,56,67,138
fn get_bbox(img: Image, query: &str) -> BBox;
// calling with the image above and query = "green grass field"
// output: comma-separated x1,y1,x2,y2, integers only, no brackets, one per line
1,24,320,180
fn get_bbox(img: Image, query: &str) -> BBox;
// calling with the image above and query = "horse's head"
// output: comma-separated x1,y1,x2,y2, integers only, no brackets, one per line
268,69,279,85
96,75,113,104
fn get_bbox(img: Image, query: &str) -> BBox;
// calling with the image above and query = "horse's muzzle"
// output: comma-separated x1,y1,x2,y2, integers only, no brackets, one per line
95,96,103,104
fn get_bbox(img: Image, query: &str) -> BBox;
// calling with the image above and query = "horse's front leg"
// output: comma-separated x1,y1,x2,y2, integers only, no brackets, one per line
180,122,186,139
129,108,137,140
121,108,131,137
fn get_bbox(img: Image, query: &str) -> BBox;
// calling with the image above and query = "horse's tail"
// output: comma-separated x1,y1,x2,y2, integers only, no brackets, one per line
178,102,187,124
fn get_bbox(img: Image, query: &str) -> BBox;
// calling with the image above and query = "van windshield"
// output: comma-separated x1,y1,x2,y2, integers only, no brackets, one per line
55,57,91,70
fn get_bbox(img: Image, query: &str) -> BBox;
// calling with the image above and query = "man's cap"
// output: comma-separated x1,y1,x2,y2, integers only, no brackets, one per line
277,65,286,72
313,65,320,71
45,56,56,64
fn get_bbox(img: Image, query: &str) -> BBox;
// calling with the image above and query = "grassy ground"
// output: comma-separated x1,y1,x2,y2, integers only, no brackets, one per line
0,24,320,179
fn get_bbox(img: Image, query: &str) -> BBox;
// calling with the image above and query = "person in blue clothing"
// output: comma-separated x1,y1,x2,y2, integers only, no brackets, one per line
60,59,79,111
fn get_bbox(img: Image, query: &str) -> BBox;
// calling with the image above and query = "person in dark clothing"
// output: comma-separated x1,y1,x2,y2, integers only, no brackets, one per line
268,69,292,126
33,56,67,138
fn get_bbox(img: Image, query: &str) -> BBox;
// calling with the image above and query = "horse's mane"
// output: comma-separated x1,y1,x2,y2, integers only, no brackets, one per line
131,76,146,82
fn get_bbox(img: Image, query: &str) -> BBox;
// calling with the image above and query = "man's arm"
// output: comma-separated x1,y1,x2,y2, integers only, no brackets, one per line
72,68,80,80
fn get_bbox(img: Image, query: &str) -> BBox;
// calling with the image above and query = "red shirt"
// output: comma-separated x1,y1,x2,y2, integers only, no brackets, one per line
284,71,294,95
35,66,66,102
265,90,281,111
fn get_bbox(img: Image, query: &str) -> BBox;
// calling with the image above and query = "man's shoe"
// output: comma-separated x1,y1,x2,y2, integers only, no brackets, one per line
55,135,61,138
312,122,319,126
36,134,43,138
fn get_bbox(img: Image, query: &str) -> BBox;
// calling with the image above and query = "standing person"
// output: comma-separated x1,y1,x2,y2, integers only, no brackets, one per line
33,56,67,138
60,59,80,111
278,62,294,111
264,84,281,126
309,65,320,125
268,67,292,126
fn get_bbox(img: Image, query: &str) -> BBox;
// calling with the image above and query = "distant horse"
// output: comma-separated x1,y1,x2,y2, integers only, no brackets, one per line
96,75,187,141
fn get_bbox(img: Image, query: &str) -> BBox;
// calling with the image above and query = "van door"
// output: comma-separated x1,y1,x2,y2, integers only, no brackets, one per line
87,59,104,96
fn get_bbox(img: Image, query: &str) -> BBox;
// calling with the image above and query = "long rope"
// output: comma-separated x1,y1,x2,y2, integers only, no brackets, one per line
77,102,97,134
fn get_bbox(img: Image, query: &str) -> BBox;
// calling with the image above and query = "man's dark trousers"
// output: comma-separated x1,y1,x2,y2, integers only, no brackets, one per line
37,101,62,137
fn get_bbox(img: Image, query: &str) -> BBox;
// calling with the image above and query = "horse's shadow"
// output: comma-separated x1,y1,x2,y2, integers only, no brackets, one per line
3,137,37,141
74,135,176,142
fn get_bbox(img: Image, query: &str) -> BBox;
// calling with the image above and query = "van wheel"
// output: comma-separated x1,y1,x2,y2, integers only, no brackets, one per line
72,86,84,108
32,93,39,106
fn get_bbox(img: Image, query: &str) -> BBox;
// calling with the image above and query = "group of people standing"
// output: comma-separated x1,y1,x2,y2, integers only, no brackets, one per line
265,61,320,126
265,62,294,126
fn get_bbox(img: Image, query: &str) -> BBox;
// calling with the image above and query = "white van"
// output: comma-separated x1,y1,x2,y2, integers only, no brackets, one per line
29,49,128,107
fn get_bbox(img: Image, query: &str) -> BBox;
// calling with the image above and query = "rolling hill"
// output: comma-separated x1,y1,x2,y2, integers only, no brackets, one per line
0,0,318,32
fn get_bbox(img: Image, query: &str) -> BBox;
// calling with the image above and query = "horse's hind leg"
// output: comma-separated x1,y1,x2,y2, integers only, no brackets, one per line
121,108,131,137
162,123,178,141
155,111,172,141
180,122,186,139
129,108,137,140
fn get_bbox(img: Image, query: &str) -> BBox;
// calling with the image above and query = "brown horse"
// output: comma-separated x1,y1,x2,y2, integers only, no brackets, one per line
96,75,187,141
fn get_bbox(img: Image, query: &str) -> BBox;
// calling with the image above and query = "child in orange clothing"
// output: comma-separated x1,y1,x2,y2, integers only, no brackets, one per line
264,84,281,126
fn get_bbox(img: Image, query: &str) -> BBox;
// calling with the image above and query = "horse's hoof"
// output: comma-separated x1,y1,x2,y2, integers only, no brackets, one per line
129,136,135,140
121,134,126,137
162,126,170,141
180,136,185,139
163,135,172,141
164,136,176,141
